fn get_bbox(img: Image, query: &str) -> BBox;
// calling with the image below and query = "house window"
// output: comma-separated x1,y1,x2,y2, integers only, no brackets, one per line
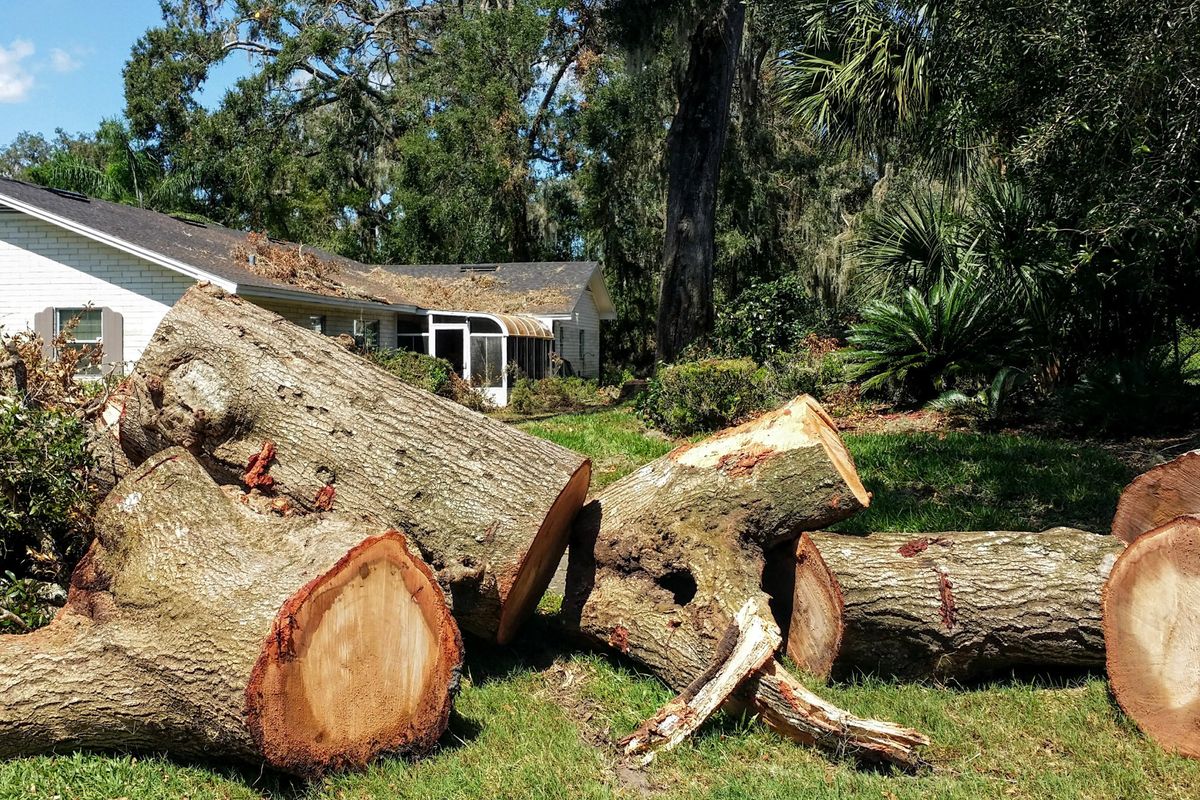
56,308,102,376
396,334,427,354
309,315,327,334
353,318,380,350
578,329,586,374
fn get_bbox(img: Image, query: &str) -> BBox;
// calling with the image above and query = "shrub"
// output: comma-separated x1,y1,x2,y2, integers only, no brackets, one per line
0,571,62,632
765,335,847,401
713,274,823,361
508,376,612,415
847,277,1022,404
928,367,1026,429
369,349,455,398
0,400,93,582
639,358,772,436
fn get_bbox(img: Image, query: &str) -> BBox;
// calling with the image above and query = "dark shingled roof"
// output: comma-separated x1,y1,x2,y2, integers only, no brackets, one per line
0,177,346,296
0,178,605,315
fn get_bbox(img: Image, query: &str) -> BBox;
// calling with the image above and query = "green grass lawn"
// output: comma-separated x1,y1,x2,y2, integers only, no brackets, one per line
5,407,1197,800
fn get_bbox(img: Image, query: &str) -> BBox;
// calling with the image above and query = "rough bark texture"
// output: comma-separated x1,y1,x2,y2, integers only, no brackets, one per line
1111,450,1200,544
565,396,927,767
116,284,590,642
655,0,746,362
1104,514,1200,760
0,449,462,775
769,529,1122,682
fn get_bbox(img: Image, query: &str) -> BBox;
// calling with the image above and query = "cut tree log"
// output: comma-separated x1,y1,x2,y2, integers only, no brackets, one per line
1103,514,1200,759
564,396,929,768
0,448,463,776
116,284,590,642
1111,450,1200,544
767,529,1122,682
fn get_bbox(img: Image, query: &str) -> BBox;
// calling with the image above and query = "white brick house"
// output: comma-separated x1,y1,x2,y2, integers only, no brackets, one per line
0,179,615,405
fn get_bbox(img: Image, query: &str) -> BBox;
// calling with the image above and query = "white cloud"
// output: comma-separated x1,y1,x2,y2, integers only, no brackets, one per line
49,47,82,74
0,39,35,103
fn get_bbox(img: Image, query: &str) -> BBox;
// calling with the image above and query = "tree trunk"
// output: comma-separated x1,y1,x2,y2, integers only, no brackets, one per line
1103,514,1200,760
0,449,462,776
655,0,746,363
1111,450,1200,544
767,529,1123,682
564,396,928,768
116,284,590,642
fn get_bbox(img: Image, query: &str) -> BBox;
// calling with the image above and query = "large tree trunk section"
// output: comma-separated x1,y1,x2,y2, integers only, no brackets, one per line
116,284,590,642
565,396,928,767
1111,450,1200,544
655,0,746,363
1103,514,1200,759
767,529,1122,682
0,449,462,776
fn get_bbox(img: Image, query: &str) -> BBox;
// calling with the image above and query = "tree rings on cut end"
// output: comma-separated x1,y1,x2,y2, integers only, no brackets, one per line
764,532,845,679
1103,514,1200,759
245,531,463,775
1111,451,1200,544
496,459,592,644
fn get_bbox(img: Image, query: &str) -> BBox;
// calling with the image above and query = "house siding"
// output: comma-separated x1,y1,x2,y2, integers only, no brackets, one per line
539,288,602,379
250,298,397,349
0,211,194,365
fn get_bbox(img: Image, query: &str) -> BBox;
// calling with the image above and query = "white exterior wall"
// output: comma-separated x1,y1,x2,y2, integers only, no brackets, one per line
0,211,194,365
539,288,602,380
251,298,398,348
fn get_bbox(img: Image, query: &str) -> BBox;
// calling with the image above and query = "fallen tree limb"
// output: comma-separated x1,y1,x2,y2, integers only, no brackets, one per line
1103,514,1200,759
620,599,779,760
117,284,590,642
1111,450,1200,544
565,397,928,767
767,529,1122,682
0,449,462,776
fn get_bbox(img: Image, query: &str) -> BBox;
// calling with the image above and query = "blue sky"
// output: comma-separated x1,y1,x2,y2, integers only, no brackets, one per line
0,0,244,144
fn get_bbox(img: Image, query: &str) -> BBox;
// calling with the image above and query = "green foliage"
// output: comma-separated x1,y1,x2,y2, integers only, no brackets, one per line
639,358,772,436
0,571,59,632
507,377,612,416
847,278,1020,403
928,367,1026,430
1053,345,1200,435
517,407,673,488
0,401,93,581
713,274,821,360
369,349,455,398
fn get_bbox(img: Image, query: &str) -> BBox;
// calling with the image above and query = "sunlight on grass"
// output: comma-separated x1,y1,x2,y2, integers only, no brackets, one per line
3,407,1191,800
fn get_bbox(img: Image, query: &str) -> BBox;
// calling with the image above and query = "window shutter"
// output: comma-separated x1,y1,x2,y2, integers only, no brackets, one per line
100,307,124,374
32,308,54,360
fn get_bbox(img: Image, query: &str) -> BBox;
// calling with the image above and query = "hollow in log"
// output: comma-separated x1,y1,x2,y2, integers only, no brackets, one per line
116,284,590,642
1111,450,1200,544
1103,514,1200,759
767,529,1122,682
0,449,463,776
564,396,928,767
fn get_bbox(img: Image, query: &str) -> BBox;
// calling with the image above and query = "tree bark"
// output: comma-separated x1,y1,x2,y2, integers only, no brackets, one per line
0,449,462,776
1103,514,1200,760
655,0,746,363
564,396,928,767
116,284,590,642
767,529,1123,682
1111,450,1200,544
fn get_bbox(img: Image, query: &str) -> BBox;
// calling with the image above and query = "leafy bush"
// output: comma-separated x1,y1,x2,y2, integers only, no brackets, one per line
369,349,455,398
639,358,772,436
1053,345,1200,435
765,335,847,401
0,571,62,632
713,274,823,361
847,277,1022,404
0,401,93,581
508,377,613,415
928,367,1025,429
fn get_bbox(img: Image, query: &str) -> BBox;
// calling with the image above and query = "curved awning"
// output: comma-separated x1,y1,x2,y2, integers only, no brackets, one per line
493,313,554,339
